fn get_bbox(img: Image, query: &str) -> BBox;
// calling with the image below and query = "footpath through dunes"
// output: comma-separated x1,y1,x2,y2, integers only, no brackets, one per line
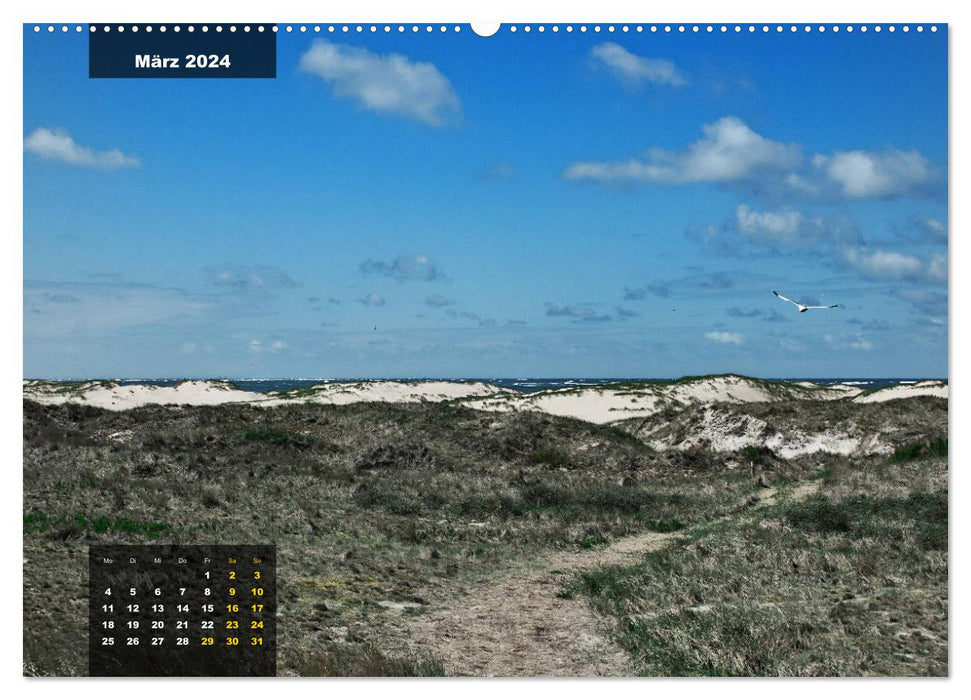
403,481,820,677
404,529,677,676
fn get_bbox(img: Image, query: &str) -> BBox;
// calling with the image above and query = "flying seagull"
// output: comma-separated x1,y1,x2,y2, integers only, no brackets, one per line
773,290,839,313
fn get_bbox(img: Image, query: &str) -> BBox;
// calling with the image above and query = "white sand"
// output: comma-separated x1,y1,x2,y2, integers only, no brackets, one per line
23,379,510,411
23,376,944,428
464,375,863,424
853,381,948,403
644,404,889,458
273,381,513,406
24,380,268,410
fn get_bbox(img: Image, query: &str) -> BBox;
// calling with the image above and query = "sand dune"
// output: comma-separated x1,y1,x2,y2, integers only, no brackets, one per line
638,404,889,458
853,380,948,403
22,379,510,411
23,375,946,424
22,379,268,410
462,375,867,424
267,380,513,406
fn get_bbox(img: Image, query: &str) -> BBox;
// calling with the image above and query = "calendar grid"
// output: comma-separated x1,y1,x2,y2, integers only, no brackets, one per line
88,545,277,676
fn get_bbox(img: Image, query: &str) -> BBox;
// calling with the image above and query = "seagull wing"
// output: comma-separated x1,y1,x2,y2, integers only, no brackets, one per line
804,304,840,310
773,290,802,308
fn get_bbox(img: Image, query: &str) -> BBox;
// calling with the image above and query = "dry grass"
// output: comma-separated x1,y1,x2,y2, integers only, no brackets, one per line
569,457,948,676
23,395,947,676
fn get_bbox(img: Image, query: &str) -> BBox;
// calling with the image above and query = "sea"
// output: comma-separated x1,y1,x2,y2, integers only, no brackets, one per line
107,377,944,394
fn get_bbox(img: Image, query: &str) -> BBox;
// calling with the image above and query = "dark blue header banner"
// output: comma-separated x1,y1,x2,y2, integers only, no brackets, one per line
88,24,277,78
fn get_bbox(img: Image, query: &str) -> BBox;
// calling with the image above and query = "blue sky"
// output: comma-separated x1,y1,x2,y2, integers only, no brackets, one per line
23,26,948,378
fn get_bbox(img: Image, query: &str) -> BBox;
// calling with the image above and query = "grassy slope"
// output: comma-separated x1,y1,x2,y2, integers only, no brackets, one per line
23,394,947,676
23,399,762,676
620,396,948,451
569,452,948,676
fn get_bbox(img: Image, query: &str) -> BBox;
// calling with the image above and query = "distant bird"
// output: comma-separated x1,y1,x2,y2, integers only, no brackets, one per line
773,290,839,313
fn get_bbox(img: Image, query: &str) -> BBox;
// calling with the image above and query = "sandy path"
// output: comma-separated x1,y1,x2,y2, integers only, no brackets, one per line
406,530,678,676
405,481,821,677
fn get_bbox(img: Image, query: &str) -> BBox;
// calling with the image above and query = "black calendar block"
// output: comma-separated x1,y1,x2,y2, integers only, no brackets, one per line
88,545,277,676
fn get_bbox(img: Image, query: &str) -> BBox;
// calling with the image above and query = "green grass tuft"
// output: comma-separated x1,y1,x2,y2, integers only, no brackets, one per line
893,437,947,462
243,426,313,447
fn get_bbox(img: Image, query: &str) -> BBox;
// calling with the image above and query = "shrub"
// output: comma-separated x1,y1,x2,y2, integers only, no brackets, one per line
24,511,172,538
892,441,924,462
784,496,854,533
243,427,313,447
928,437,948,458
892,437,947,462
355,443,436,471
783,492,947,549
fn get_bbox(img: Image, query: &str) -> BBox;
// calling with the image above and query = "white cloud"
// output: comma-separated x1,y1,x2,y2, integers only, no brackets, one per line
24,127,139,169
705,331,743,345
563,117,940,202
824,333,873,352
360,293,386,307
812,149,935,199
361,254,441,282
424,294,455,308
564,116,800,184
779,338,806,353
248,339,287,354
545,304,612,323
928,253,947,281
841,247,944,282
299,40,460,126
694,207,860,254
590,42,686,87
735,204,807,244
24,281,209,338
892,287,947,316
925,218,946,236
783,172,819,196
207,265,298,290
